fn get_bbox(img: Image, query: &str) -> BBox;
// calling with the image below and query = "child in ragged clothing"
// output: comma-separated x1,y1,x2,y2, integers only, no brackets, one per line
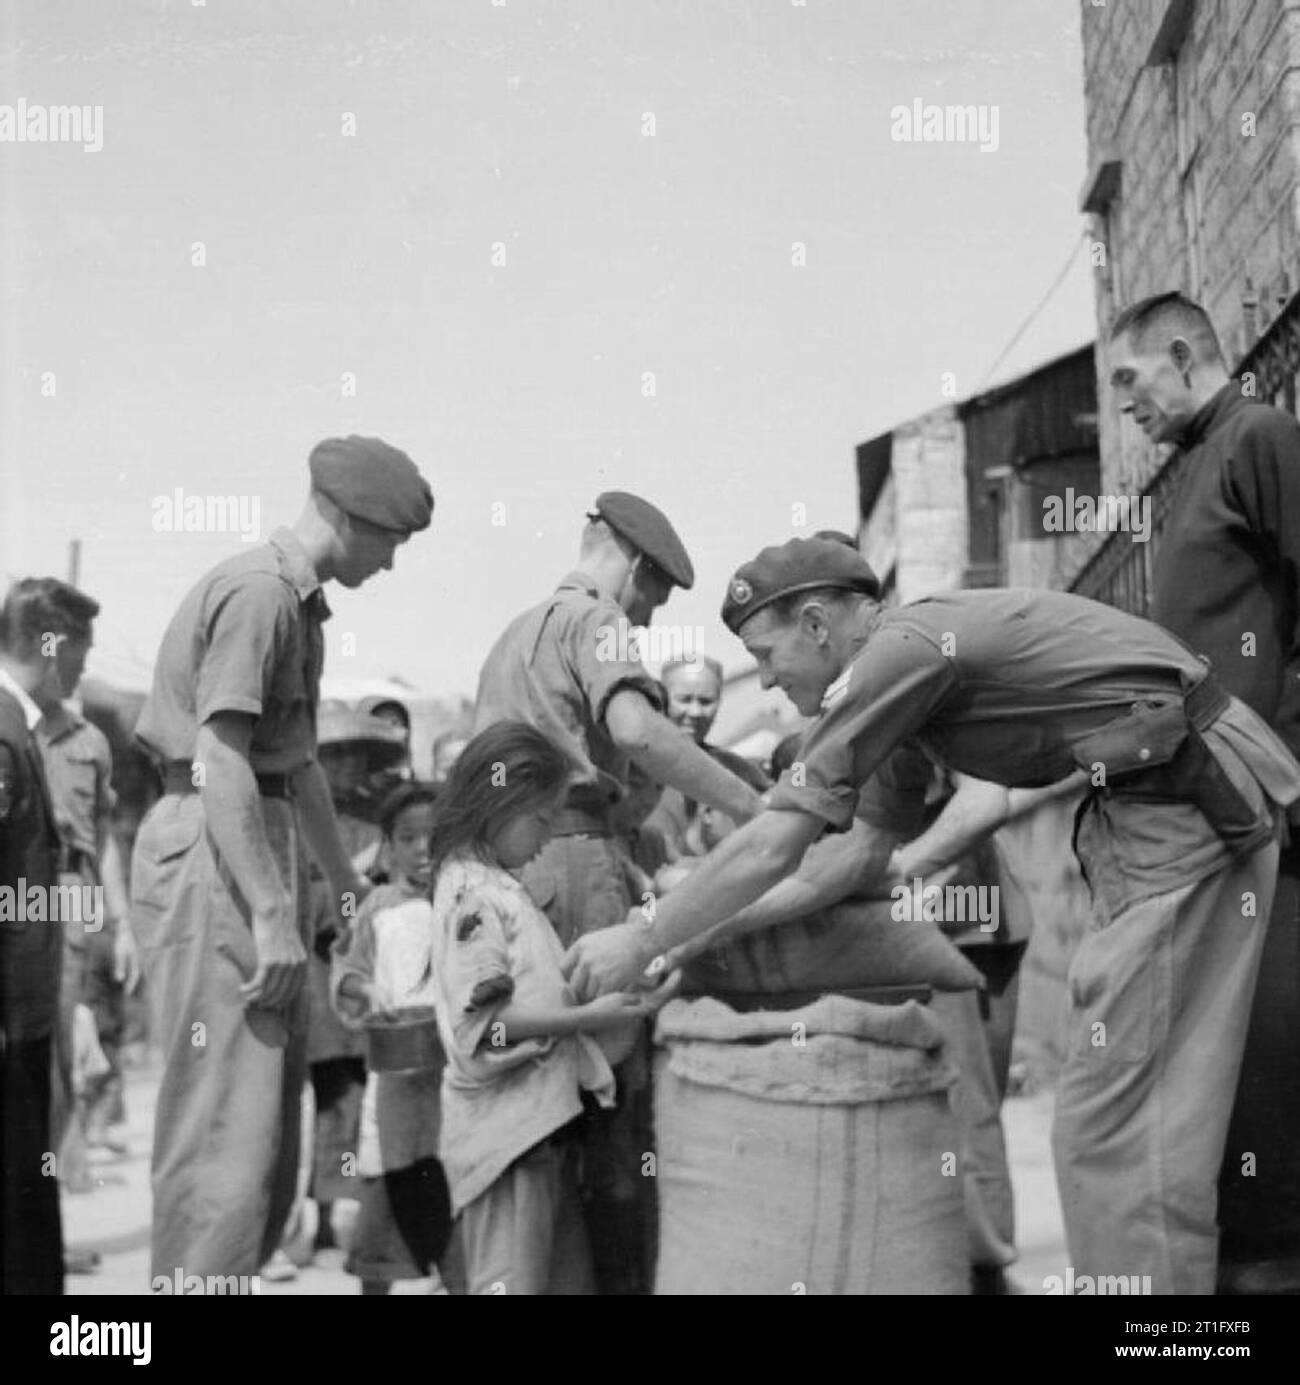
331,781,454,1294
428,721,675,1295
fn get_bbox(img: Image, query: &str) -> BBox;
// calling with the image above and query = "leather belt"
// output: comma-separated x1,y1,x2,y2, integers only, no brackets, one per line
162,762,293,799
1183,665,1230,731
702,983,933,1013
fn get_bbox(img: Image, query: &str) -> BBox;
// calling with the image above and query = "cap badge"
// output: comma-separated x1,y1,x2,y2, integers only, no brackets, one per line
729,577,753,605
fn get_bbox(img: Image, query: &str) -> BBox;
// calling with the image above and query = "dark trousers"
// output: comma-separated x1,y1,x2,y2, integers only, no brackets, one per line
1,1034,64,1294
523,833,656,1292
579,1044,657,1296
1218,842,1300,1269
308,1056,366,1206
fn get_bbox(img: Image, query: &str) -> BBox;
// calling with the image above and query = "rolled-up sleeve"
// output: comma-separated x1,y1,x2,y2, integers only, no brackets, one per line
569,601,666,727
767,628,957,831
195,574,293,725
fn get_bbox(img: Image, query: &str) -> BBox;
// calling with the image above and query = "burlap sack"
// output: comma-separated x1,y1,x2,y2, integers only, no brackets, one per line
653,995,967,1295
682,897,984,998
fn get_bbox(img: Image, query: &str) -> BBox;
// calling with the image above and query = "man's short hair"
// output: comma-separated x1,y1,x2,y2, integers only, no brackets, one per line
661,654,724,690
580,514,622,557
1110,291,1224,365
0,578,100,660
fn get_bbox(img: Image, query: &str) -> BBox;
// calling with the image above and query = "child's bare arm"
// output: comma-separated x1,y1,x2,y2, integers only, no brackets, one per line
483,992,651,1047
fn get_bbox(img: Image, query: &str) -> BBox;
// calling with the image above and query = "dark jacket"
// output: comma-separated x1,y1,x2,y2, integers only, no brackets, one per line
1151,382,1300,769
0,687,62,1042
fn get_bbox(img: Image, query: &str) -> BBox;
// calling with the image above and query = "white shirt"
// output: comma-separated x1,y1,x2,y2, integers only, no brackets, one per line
0,667,43,731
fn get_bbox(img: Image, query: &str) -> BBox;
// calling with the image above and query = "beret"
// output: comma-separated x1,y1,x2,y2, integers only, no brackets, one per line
721,536,880,634
309,436,434,534
590,491,694,590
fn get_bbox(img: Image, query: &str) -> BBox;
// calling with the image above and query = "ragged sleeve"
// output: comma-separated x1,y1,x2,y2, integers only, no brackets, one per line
436,881,553,1072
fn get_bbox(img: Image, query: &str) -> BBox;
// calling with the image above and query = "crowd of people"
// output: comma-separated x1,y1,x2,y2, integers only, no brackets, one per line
2,290,1298,1295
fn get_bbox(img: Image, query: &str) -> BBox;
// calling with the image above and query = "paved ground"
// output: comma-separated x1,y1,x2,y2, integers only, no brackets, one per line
64,1049,1068,1296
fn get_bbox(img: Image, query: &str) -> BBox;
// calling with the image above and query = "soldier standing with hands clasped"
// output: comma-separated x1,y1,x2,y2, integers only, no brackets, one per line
130,436,434,1283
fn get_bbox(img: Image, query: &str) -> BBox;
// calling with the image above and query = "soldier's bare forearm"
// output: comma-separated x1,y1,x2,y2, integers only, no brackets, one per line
608,692,761,821
646,809,822,955
98,830,130,923
890,775,1010,880
194,720,289,920
679,818,895,959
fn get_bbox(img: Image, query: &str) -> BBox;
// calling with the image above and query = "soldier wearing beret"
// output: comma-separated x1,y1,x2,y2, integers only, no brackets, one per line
130,435,434,1282
566,535,1300,1296
473,490,764,1294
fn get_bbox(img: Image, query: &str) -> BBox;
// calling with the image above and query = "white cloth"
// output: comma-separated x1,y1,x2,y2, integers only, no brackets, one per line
370,897,440,1011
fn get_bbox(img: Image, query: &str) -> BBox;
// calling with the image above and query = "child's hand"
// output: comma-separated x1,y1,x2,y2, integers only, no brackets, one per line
579,991,655,1030
343,980,393,1024
357,981,399,1022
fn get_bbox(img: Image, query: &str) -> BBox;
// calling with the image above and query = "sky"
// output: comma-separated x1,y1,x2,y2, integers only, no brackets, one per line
0,0,1096,701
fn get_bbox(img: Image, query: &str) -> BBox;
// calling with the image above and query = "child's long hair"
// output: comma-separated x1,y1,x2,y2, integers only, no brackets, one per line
425,720,573,880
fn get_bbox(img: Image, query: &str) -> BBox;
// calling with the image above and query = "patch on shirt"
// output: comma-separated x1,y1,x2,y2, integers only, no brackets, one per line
456,911,485,942
821,664,852,711
467,974,514,1010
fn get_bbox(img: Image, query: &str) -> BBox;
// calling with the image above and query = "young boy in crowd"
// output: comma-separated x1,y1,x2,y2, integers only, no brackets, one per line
332,782,453,1294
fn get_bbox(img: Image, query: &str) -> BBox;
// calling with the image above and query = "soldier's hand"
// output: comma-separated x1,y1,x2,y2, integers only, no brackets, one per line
241,907,308,1010
562,921,656,1000
637,965,683,1013
112,925,142,995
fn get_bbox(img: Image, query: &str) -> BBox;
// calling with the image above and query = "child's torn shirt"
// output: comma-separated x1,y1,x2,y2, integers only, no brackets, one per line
430,848,615,1214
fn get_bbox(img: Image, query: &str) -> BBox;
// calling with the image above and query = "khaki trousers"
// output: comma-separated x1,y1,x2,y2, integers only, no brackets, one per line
1053,821,1277,1295
460,1140,594,1295
130,791,310,1282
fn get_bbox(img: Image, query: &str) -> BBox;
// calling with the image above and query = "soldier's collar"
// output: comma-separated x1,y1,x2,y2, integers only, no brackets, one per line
268,526,324,605
821,604,885,711
555,570,602,599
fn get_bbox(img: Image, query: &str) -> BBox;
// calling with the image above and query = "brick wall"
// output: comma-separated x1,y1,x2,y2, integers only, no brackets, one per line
889,405,969,603
1081,0,1300,496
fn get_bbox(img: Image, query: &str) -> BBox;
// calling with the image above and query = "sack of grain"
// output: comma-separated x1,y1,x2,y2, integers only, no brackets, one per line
653,994,968,1294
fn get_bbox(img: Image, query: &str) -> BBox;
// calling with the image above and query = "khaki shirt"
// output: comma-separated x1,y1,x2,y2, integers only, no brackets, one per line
473,572,664,806
136,527,329,774
36,702,116,866
769,587,1213,830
